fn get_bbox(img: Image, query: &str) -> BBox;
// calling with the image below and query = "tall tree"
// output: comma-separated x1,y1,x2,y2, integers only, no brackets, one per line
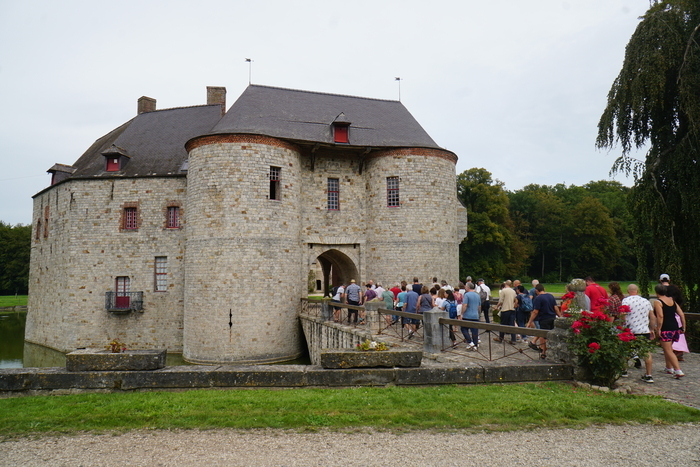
0,222,31,295
597,0,700,308
456,168,528,282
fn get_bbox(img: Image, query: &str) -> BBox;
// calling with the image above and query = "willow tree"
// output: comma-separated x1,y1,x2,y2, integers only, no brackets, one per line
597,0,700,310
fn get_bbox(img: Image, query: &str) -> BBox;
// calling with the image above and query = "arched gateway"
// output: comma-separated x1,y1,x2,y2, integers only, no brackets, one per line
27,84,467,364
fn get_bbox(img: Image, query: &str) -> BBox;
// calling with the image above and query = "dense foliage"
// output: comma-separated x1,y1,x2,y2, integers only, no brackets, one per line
456,168,528,282
457,171,635,284
0,222,30,295
597,0,700,312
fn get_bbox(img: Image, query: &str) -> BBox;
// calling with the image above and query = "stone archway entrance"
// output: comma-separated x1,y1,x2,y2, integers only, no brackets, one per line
315,249,359,297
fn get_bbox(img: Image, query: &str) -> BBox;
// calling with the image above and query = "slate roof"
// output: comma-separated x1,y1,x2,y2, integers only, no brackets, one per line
44,85,444,194
209,85,441,149
68,104,224,178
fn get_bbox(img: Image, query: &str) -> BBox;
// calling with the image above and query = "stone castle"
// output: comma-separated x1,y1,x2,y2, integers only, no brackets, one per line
26,85,467,364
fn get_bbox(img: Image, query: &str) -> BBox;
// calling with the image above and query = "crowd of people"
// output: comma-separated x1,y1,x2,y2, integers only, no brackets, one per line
328,274,689,381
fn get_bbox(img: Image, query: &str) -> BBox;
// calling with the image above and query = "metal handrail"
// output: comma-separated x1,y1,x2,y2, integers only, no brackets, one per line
104,291,143,312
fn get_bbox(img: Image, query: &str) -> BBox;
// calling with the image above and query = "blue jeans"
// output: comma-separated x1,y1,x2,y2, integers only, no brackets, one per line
481,300,491,323
461,318,479,345
499,310,517,342
515,309,530,339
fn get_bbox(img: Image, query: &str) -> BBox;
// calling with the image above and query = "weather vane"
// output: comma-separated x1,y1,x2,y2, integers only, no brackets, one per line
246,58,253,85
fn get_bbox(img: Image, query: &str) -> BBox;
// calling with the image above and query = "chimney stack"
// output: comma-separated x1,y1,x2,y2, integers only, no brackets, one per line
137,96,156,114
207,86,226,116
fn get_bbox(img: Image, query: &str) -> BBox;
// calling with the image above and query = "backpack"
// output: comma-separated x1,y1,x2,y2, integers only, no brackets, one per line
331,286,339,297
520,294,533,312
478,286,488,303
446,300,458,319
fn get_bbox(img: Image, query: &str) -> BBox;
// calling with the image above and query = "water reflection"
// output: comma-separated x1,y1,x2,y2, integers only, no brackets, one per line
1,310,307,367
0,311,25,369
0,311,191,367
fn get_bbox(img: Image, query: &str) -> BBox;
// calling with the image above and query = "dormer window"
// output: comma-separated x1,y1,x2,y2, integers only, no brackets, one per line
46,163,76,186
332,112,351,144
102,144,129,172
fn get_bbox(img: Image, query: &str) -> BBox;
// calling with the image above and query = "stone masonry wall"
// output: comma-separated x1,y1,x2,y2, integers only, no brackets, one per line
184,138,304,363
27,177,187,353
364,150,467,287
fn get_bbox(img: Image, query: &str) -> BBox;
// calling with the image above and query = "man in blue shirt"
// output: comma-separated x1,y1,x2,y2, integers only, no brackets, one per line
403,288,420,339
460,282,481,350
527,284,560,359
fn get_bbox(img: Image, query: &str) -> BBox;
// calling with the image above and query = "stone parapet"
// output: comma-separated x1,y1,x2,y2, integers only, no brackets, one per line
0,362,572,394
66,349,167,372
319,349,422,369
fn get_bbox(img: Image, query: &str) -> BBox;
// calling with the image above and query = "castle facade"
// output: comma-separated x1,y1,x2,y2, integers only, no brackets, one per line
26,85,467,364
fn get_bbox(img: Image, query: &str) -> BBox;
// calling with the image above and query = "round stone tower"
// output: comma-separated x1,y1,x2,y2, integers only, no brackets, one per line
183,134,304,364
364,148,464,286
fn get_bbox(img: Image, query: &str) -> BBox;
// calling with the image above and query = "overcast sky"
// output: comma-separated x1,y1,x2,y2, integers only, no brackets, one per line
0,0,649,226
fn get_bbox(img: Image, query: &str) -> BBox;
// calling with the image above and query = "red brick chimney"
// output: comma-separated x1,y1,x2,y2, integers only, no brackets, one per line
137,96,156,114
207,86,226,116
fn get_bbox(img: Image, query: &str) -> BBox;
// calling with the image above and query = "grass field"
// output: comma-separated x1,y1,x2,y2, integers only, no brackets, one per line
0,295,27,307
0,383,697,437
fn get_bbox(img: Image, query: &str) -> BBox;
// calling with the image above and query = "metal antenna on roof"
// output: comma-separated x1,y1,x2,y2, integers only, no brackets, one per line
395,77,402,102
245,58,253,85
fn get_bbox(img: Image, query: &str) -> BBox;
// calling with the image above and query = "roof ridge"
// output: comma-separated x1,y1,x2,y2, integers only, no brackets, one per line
249,84,400,104
145,103,221,113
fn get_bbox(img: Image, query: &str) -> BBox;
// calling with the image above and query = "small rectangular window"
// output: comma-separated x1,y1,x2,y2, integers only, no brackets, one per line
155,256,168,292
387,176,400,207
334,125,348,143
167,206,180,228
269,166,281,200
124,207,138,230
327,178,339,210
106,157,120,172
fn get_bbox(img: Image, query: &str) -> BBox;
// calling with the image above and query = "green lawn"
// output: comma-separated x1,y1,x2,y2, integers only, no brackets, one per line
0,295,27,307
0,383,697,437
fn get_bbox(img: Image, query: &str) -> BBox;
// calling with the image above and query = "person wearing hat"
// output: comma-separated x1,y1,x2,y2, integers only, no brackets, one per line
475,278,491,323
659,274,689,362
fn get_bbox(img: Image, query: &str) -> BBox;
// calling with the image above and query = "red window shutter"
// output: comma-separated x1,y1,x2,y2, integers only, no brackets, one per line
106,157,120,172
334,125,348,143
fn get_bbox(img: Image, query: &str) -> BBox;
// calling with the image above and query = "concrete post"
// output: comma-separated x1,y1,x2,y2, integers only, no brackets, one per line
423,307,449,355
321,300,332,321
363,301,382,333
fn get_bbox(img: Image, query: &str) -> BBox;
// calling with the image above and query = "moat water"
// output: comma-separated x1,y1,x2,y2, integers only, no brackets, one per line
0,311,189,368
0,310,309,368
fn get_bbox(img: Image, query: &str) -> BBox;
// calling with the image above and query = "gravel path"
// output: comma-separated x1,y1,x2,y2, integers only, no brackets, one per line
2,425,698,466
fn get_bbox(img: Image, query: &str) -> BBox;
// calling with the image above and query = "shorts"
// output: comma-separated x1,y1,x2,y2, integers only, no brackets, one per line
538,318,555,330
660,330,681,342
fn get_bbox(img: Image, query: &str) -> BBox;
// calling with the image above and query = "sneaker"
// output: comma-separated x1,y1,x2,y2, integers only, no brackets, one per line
665,368,675,374
634,358,642,369
408,330,414,340
493,337,503,343
621,371,629,378
641,374,654,383
466,342,475,349
674,369,685,379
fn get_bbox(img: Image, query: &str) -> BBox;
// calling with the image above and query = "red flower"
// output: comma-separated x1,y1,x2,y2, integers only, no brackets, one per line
588,342,600,353
618,305,631,315
618,332,636,342
562,292,575,300
597,297,609,307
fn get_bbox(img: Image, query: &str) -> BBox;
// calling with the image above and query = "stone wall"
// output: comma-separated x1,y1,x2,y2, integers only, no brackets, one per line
27,138,467,364
184,137,305,364
27,177,187,353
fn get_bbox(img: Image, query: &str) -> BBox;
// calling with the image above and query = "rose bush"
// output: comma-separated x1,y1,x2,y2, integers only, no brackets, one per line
566,298,655,387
